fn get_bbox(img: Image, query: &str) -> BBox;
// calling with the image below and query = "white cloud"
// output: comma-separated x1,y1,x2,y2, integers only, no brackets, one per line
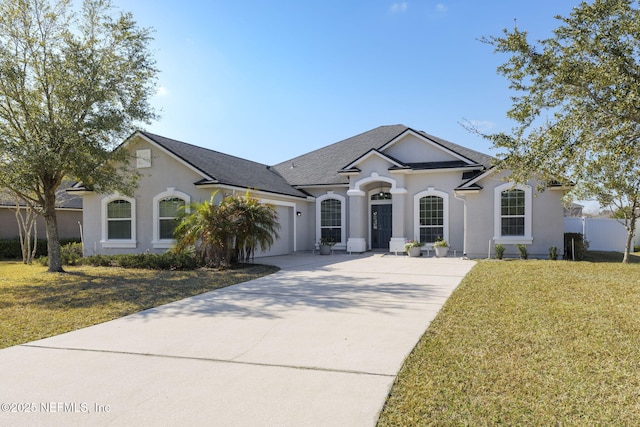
468,120,495,133
435,3,447,13
390,2,408,13
156,85,168,97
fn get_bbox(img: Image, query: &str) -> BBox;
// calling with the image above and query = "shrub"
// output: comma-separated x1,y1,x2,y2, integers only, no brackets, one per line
0,238,81,260
495,244,505,260
84,254,115,267
84,252,198,270
549,246,558,261
0,239,23,259
516,243,528,260
564,232,589,260
36,241,85,266
61,242,83,266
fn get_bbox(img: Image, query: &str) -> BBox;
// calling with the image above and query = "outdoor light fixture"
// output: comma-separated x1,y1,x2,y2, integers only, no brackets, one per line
296,211,302,216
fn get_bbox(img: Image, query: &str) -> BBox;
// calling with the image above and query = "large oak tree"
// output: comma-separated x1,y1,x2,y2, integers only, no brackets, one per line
0,0,158,271
481,0,640,263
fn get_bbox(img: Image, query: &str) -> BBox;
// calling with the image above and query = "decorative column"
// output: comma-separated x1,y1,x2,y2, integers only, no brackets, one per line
346,189,367,252
389,187,408,252
454,192,468,257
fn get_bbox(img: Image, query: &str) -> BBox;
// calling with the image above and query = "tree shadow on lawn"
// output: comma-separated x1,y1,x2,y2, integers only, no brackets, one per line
3,260,460,321
583,251,640,263
3,268,268,311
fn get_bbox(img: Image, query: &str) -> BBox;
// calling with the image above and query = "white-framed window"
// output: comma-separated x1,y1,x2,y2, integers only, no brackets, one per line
494,182,532,244
316,193,346,247
152,189,190,248
101,195,137,248
414,189,449,245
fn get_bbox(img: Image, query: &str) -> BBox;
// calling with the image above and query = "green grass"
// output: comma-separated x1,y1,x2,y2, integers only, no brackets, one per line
378,254,640,426
0,262,278,349
584,250,640,263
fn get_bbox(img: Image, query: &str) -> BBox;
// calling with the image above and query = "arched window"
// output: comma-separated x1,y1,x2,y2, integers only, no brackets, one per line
494,183,532,244
414,189,449,245
107,199,132,239
371,192,392,200
419,196,444,243
153,189,190,248
316,193,346,247
320,198,342,243
500,189,525,236
158,197,185,239
101,195,136,248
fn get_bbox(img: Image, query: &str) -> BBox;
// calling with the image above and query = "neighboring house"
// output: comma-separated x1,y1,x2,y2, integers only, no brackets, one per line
72,125,566,258
564,202,584,217
0,186,83,240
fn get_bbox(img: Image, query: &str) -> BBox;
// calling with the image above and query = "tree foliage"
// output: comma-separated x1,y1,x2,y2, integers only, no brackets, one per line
173,191,280,268
0,0,158,271
480,0,640,262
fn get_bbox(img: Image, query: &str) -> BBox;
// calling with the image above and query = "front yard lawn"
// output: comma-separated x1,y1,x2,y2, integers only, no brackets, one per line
0,262,278,349
378,255,640,426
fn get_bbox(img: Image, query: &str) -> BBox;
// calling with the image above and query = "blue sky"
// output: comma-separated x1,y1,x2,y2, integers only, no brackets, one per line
111,0,580,166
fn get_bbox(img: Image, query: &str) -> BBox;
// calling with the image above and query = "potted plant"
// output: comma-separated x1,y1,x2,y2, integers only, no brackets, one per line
318,237,336,255
404,240,424,257
433,238,449,257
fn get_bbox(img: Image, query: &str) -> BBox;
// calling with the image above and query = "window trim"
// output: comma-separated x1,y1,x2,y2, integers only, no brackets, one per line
152,189,190,249
101,195,137,248
494,182,533,244
413,188,449,246
316,192,346,249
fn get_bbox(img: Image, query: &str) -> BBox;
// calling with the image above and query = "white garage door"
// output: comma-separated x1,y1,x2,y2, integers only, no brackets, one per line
254,205,293,258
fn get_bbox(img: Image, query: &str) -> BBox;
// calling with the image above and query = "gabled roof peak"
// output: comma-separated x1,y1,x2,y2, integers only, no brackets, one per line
133,131,308,199
272,124,493,187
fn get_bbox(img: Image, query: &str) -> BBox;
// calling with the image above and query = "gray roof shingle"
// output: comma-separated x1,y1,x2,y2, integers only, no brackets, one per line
0,180,83,209
139,132,308,199
272,125,493,187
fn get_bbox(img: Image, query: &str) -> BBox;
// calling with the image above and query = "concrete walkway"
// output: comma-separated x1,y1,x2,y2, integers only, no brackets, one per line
0,253,475,427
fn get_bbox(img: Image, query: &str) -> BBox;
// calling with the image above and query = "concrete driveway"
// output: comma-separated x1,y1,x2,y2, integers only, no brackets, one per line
0,253,475,426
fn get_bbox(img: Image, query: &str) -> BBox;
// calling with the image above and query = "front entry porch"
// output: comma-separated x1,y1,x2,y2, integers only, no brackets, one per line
346,174,408,253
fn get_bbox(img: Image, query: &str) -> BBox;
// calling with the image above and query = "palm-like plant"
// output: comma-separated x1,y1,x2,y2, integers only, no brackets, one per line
173,192,233,267
230,192,280,263
173,191,279,267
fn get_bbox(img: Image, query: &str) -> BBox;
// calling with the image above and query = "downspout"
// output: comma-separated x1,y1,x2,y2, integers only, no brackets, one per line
454,192,467,258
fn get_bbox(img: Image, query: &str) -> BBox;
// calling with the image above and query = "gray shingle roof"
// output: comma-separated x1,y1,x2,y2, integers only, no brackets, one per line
272,125,494,187
0,180,83,209
139,132,308,199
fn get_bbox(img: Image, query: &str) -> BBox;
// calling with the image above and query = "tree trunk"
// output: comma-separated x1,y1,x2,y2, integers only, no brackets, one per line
14,200,38,264
43,191,64,273
622,215,637,264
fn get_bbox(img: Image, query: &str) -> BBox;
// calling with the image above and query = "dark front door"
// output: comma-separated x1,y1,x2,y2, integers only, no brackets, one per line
371,205,392,249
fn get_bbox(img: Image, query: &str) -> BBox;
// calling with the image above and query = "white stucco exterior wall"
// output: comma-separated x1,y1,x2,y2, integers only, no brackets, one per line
464,172,565,259
81,136,312,257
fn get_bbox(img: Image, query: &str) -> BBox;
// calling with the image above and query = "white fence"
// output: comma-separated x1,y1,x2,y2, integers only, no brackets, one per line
564,217,637,252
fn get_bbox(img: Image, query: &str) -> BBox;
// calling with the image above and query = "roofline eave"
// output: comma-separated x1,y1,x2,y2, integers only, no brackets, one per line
194,182,310,201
